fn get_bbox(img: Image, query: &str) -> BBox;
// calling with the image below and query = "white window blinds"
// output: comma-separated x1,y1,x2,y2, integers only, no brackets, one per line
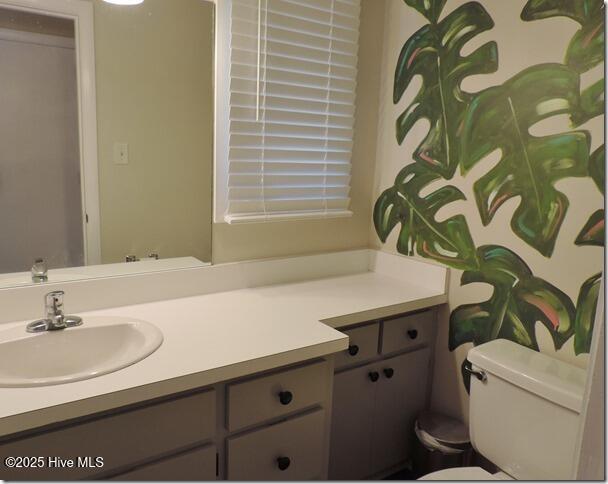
222,0,361,223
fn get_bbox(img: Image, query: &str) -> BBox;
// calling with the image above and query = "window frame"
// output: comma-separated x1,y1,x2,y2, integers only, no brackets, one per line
214,0,358,224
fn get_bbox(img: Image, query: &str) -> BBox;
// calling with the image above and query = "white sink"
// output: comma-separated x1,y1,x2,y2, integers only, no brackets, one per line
0,317,163,387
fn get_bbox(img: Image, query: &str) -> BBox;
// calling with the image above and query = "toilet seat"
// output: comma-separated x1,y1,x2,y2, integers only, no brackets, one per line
419,466,510,480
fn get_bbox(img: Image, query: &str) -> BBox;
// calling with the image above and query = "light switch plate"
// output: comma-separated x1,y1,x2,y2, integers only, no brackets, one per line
113,142,129,165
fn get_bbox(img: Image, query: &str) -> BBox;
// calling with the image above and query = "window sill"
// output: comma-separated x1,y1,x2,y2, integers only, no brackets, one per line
223,210,354,224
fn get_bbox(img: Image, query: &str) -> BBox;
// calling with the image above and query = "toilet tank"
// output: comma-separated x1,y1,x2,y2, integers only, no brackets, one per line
467,339,587,480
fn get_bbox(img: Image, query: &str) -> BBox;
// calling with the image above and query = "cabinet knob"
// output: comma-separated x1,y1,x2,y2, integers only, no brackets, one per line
383,368,394,379
278,391,293,405
368,371,380,382
277,456,291,471
407,329,418,340
348,344,359,356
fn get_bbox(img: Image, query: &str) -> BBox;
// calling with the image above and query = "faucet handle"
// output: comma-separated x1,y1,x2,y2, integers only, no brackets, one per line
45,291,64,318
31,258,48,282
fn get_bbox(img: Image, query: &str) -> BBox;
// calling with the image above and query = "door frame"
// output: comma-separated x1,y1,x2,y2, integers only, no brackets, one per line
0,0,101,265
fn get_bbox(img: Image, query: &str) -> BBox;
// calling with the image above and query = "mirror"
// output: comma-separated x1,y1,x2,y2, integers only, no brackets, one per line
0,0,214,288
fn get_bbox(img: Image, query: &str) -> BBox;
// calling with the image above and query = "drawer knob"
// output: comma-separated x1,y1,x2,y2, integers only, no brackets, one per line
407,329,419,340
383,368,394,379
368,371,380,382
277,456,291,471
278,391,293,405
348,344,359,356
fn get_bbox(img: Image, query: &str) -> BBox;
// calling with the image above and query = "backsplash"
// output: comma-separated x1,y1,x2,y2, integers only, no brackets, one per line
372,0,604,413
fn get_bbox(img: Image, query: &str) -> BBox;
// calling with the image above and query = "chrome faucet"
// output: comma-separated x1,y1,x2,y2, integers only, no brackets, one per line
26,291,83,333
31,258,48,283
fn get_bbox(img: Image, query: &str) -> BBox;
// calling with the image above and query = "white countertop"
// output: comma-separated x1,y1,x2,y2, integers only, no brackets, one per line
0,252,447,437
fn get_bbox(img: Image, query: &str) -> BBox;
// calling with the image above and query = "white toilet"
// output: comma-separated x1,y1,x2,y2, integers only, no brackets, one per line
420,339,587,480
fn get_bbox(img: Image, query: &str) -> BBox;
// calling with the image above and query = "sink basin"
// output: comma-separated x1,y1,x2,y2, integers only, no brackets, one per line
0,317,163,387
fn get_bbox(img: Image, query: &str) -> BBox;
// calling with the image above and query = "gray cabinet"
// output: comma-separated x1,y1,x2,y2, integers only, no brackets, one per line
329,309,436,480
329,362,377,479
227,410,326,480
111,445,217,481
0,359,334,482
0,390,216,480
224,360,333,480
371,349,430,473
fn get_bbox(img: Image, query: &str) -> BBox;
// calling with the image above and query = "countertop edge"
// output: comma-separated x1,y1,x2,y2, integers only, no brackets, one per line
321,294,448,328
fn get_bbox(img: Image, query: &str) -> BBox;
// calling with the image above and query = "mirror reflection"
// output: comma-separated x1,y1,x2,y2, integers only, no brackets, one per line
0,0,214,287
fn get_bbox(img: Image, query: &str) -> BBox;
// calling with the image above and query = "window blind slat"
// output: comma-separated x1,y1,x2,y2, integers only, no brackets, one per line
230,78,356,104
231,65,356,92
229,161,351,175
231,53,355,80
224,0,360,223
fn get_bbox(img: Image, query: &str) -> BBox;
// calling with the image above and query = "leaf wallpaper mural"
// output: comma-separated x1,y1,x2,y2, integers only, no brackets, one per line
374,0,604,392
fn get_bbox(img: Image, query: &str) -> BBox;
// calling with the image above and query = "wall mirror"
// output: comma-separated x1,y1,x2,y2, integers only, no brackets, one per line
0,0,214,288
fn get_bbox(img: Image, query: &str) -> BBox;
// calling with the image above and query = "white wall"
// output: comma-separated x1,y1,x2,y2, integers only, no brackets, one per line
370,0,604,421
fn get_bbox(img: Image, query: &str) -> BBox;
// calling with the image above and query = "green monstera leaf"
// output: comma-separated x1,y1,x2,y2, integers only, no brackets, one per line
574,272,602,354
393,0,498,178
522,0,604,73
404,0,447,23
449,245,576,353
374,164,478,270
576,210,605,246
460,63,590,257
576,146,605,246
522,0,605,125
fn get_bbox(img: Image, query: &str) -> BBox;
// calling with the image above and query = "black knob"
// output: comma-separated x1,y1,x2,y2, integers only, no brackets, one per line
348,345,359,356
407,329,418,340
383,368,394,379
277,456,291,471
369,371,380,382
278,391,293,405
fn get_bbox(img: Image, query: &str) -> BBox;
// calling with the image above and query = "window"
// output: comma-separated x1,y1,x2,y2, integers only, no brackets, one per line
215,0,361,223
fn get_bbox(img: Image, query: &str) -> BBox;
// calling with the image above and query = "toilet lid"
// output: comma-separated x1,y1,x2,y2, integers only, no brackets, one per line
419,467,498,480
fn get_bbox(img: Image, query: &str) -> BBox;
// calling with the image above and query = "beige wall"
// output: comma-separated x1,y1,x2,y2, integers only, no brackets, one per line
211,0,386,264
371,0,604,422
94,0,213,264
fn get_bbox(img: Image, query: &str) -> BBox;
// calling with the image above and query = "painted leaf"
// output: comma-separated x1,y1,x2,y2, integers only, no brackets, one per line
522,0,605,124
373,164,477,270
576,146,605,246
449,245,576,352
394,1,498,178
574,272,601,354
571,79,604,127
575,210,604,246
404,0,447,23
460,64,590,257
522,0,604,73
588,144,605,194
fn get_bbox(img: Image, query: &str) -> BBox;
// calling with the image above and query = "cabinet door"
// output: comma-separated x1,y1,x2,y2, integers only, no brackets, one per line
328,362,378,480
370,348,431,475
111,445,217,481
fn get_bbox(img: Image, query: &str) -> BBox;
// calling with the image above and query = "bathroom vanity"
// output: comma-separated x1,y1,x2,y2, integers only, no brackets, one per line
0,250,446,480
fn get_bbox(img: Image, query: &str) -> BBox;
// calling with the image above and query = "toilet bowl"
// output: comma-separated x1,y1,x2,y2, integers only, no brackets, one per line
419,339,587,481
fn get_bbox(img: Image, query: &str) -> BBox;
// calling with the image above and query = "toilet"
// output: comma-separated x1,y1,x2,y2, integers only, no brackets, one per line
420,339,587,480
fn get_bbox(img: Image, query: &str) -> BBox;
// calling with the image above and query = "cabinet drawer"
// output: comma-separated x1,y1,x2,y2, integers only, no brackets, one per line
227,410,326,480
0,390,216,480
112,445,217,481
227,360,329,431
381,310,436,355
334,323,379,370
